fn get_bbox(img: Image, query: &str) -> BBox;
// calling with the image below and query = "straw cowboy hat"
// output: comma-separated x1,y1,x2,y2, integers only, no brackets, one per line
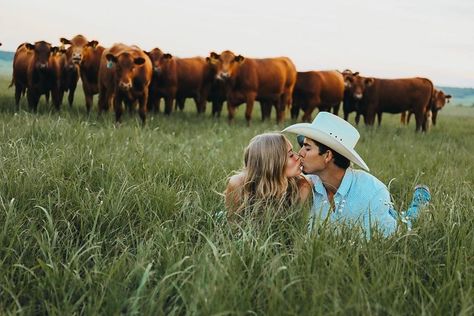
282,112,369,171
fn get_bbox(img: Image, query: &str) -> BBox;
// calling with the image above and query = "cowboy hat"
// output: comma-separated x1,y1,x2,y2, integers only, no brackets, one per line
282,112,369,171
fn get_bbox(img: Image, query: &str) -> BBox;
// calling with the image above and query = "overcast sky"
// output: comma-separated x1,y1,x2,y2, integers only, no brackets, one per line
1,0,473,87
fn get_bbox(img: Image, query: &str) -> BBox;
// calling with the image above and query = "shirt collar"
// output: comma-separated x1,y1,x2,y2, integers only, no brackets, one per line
336,168,353,197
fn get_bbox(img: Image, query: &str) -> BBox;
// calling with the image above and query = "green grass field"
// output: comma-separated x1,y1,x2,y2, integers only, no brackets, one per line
0,75,473,315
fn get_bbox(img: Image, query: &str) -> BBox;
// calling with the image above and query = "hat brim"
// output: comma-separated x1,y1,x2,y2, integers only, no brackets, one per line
283,123,370,171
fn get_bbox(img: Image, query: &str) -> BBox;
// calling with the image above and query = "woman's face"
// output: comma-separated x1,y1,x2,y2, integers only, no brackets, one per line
285,142,302,177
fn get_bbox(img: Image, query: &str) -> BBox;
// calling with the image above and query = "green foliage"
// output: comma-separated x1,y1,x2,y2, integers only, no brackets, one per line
0,78,473,315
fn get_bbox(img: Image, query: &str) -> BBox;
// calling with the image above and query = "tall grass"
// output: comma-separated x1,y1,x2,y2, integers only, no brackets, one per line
0,77,473,315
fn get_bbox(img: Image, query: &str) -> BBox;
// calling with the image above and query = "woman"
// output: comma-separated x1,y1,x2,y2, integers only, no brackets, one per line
225,132,312,218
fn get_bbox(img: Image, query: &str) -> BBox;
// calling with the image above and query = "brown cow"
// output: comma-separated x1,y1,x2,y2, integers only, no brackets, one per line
401,88,451,126
60,35,105,114
207,51,296,124
345,75,433,131
291,71,345,122
147,49,214,115
340,70,363,124
10,41,61,112
52,46,80,107
98,43,152,125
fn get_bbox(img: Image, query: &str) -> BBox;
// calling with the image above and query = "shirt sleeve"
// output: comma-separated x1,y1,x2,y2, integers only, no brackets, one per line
365,187,397,238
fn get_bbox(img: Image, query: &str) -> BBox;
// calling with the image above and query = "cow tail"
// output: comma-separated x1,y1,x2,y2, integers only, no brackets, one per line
8,75,14,88
426,78,434,112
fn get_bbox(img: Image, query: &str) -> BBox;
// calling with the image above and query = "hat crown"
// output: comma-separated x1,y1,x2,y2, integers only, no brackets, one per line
312,112,359,149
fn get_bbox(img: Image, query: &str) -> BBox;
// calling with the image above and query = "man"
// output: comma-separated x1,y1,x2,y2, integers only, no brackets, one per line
283,112,430,238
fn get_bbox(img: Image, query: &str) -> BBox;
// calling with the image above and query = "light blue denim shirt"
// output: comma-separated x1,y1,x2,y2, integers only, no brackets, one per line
307,168,397,238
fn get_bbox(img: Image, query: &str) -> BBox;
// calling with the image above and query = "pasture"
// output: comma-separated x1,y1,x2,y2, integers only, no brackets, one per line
0,75,473,315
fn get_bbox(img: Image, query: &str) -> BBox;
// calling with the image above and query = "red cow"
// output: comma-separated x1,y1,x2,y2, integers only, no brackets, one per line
147,49,214,115
10,41,61,112
207,50,296,124
402,88,452,126
98,43,152,125
345,75,433,131
291,71,345,122
60,35,105,113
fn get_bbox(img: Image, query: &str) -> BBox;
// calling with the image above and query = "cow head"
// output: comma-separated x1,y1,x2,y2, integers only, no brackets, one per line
146,48,170,74
345,75,374,100
25,41,55,71
431,89,452,111
106,52,146,91
340,69,359,88
60,35,99,65
207,50,244,80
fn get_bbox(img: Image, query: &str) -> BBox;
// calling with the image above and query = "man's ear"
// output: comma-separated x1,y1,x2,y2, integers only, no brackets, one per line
325,150,333,163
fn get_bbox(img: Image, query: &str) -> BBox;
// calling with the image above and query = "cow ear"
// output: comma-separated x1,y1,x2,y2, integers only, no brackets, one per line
106,53,118,63
365,78,374,86
60,38,71,45
164,53,172,59
134,57,146,65
210,52,219,59
353,72,359,76
51,46,59,55
445,94,452,99
87,40,99,48
25,43,35,51
235,55,244,63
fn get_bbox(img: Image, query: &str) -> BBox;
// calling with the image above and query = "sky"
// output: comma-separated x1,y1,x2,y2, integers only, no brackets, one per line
1,0,473,87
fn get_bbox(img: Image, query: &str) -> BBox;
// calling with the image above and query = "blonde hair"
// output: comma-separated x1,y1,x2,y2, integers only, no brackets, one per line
234,132,301,216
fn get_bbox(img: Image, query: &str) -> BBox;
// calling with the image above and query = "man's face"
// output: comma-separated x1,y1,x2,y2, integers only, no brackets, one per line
298,138,328,174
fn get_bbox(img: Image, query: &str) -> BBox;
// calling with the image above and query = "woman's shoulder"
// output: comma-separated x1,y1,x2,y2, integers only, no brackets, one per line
295,175,313,203
228,172,246,188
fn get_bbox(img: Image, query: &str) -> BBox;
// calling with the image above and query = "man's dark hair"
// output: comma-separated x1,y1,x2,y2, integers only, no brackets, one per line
311,139,350,169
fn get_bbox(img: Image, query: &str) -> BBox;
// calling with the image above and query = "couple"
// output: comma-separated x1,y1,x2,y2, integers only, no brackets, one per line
225,112,431,238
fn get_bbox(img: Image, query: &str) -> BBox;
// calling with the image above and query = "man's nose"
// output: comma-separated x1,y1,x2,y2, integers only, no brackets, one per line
298,148,305,157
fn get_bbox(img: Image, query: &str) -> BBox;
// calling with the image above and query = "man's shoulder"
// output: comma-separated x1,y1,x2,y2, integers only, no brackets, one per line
350,169,389,196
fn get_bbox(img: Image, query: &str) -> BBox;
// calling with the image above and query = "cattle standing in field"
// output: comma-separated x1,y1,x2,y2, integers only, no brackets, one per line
207,51,297,124
147,48,214,115
344,75,434,131
10,41,61,112
60,35,105,114
98,43,152,125
290,71,345,122
401,88,451,126
341,70,363,124
52,46,79,108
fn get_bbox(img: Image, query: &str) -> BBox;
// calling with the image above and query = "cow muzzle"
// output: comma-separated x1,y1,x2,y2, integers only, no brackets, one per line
354,93,363,100
38,62,49,70
153,66,161,74
119,81,133,91
217,72,230,80
72,52,82,64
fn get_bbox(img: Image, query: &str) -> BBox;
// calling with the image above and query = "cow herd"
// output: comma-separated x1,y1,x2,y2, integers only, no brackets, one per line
7,35,451,131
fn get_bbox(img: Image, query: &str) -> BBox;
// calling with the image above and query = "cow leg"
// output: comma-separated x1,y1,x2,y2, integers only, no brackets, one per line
227,102,236,124
377,112,382,126
84,92,94,115
52,89,61,112
332,103,340,116
212,100,222,117
355,113,361,125
407,111,413,124
114,94,124,125
14,85,22,112
400,112,406,125
414,111,423,132
68,83,77,108
176,97,185,111
260,102,271,121
245,94,256,126
138,93,148,126
432,110,438,126
27,90,40,112
290,103,300,120
164,96,174,115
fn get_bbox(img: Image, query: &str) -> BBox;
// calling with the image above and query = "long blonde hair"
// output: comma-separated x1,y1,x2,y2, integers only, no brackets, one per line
235,133,301,215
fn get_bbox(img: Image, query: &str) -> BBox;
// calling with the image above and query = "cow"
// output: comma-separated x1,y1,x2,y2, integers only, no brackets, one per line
344,75,434,131
401,88,451,126
98,43,152,125
10,41,61,112
290,71,345,122
147,49,214,115
60,35,105,114
207,50,297,124
340,69,363,124
52,46,79,108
